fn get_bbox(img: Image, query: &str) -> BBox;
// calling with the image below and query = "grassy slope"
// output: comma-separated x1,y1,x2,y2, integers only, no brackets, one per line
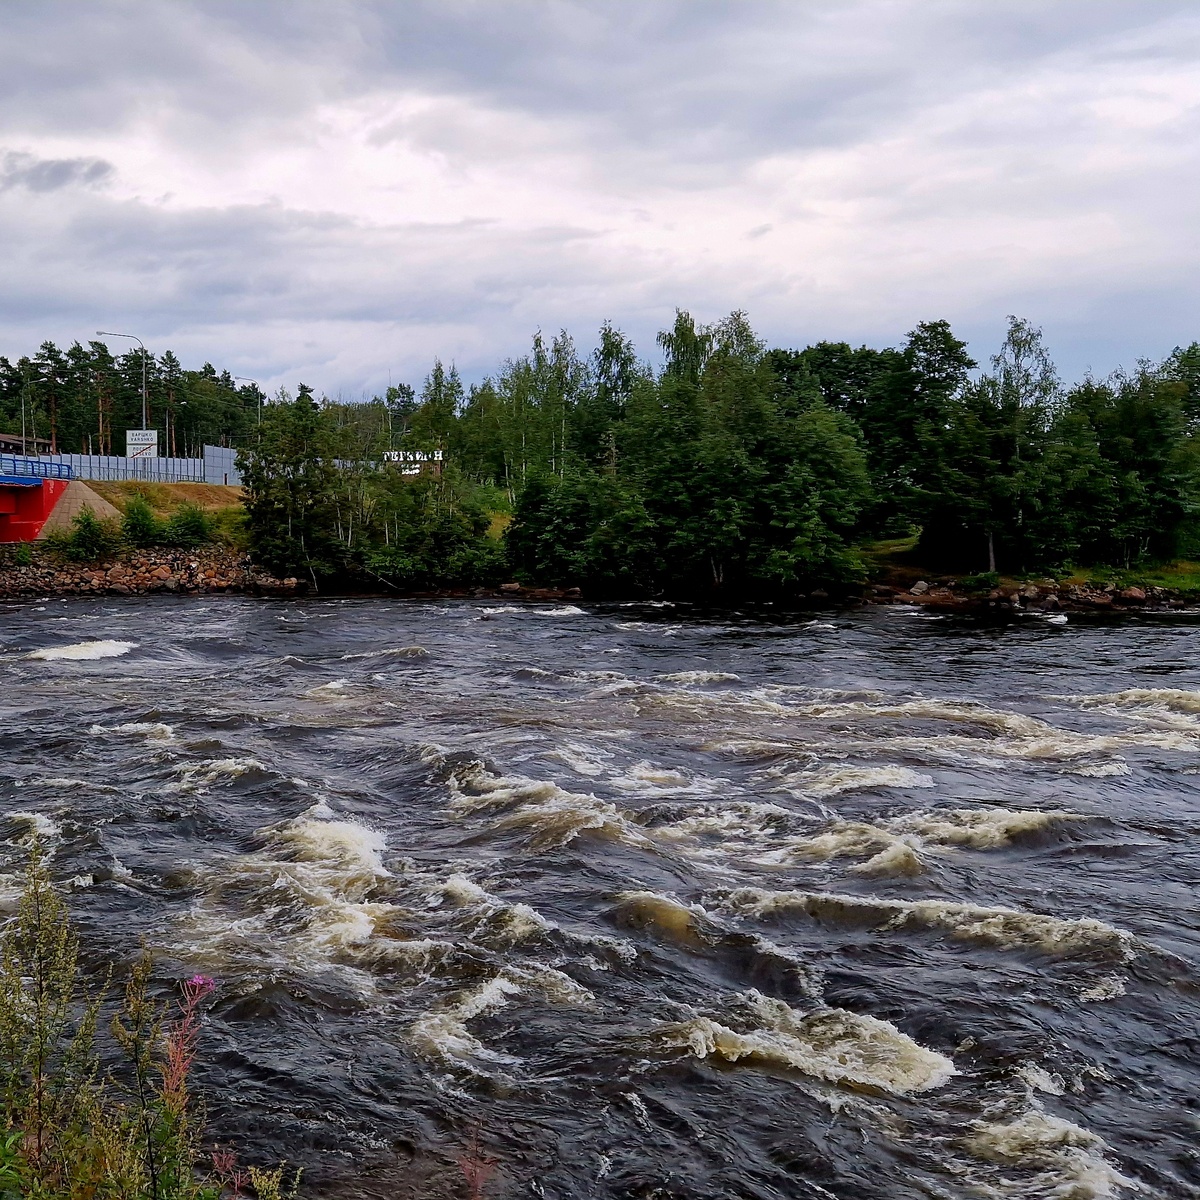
87,482,247,548
87,481,243,515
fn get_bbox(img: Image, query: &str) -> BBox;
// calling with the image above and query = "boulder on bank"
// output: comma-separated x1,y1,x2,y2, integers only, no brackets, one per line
0,544,303,599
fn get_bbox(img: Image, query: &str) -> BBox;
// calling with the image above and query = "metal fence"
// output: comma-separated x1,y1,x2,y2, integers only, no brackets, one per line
0,455,74,480
12,446,244,487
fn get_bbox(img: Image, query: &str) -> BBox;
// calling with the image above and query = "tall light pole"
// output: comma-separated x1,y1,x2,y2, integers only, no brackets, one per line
96,331,148,429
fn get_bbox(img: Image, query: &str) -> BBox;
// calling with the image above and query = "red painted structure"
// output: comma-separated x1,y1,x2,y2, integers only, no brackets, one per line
0,479,69,542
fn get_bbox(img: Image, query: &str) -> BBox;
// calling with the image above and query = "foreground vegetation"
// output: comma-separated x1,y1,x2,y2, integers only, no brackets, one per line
0,850,295,1199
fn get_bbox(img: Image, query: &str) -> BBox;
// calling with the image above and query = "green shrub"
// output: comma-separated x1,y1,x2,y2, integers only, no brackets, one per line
48,508,122,563
960,570,1000,591
12,543,32,567
0,849,300,1199
208,506,248,550
161,504,214,549
122,493,163,548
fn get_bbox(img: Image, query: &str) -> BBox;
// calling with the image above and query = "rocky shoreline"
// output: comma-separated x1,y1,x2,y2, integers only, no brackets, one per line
859,578,1191,613
0,545,303,598
0,544,1194,613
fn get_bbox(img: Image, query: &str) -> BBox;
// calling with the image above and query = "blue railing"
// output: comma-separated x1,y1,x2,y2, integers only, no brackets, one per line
0,455,74,480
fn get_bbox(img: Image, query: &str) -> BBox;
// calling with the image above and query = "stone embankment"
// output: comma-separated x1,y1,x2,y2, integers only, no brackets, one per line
0,545,303,599
862,579,1187,613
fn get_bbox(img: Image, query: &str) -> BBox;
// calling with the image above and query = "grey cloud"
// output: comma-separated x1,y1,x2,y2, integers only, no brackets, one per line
0,1,1195,395
0,151,113,192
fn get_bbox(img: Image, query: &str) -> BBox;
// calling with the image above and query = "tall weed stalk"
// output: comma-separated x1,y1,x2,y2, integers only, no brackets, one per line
0,847,299,1199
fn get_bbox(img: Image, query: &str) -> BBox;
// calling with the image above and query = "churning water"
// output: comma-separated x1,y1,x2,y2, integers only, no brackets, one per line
1,596,1198,1198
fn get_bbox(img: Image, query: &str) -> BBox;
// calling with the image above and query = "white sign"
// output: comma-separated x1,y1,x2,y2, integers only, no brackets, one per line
384,449,443,463
126,429,159,459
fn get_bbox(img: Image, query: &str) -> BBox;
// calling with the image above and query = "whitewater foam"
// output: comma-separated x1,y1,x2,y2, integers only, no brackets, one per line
656,671,742,685
340,645,428,660
409,966,593,1069
8,811,63,841
662,990,955,1095
963,1106,1135,1198
448,763,651,849
29,639,137,661
783,764,935,798
891,807,1081,850
92,721,175,740
438,872,556,941
718,888,1135,958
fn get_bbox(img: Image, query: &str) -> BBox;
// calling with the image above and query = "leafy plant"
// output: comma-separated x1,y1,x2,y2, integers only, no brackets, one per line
161,503,214,549
48,508,122,563
960,571,1000,591
12,543,32,567
123,493,163,548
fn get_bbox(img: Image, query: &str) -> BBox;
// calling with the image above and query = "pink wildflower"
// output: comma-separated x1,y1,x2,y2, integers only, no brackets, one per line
211,1146,249,1196
161,975,217,1111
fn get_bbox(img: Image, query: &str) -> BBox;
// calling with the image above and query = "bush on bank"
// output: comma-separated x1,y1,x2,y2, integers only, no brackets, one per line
45,499,218,564
0,850,298,1200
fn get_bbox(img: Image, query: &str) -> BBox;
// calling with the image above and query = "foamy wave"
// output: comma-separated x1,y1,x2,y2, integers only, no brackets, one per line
656,671,742,685
609,761,726,797
409,966,592,1068
891,807,1081,850
1061,760,1131,778
616,891,714,941
92,721,175,741
173,807,416,988
963,1106,1135,1198
1074,686,1200,714
447,763,650,849
706,806,1072,876
409,976,524,1066
1079,974,1127,1002
662,990,955,1095
547,742,610,777
29,639,137,661
8,812,62,841
783,764,935,798
304,679,350,697
170,757,267,791
691,690,1197,766
340,645,428,660
274,813,390,880
653,802,795,846
718,888,1135,958
438,873,556,942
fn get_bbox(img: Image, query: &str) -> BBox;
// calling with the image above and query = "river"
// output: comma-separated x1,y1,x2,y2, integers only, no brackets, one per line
2,595,1198,1199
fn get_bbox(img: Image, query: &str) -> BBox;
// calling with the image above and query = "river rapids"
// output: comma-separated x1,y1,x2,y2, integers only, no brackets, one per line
2,596,1198,1198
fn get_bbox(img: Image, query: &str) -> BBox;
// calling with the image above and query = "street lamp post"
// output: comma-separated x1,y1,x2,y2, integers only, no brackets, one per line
96,331,148,429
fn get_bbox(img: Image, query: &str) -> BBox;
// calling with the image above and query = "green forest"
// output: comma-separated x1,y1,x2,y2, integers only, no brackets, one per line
233,311,1200,596
0,341,264,456
8,314,1200,597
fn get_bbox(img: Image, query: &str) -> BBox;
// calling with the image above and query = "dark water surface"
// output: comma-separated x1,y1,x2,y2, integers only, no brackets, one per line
2,595,1199,1199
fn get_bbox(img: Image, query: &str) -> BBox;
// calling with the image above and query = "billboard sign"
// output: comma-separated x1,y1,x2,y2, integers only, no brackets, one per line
126,429,159,459
384,449,443,476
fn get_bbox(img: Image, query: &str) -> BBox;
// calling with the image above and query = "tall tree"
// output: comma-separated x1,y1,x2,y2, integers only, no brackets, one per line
237,385,341,583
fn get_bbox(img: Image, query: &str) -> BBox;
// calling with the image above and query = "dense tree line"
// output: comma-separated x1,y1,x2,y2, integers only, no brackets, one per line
237,312,1200,595
0,340,264,455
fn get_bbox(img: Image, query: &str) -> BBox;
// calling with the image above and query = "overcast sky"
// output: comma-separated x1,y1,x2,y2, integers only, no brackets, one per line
1,0,1197,396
